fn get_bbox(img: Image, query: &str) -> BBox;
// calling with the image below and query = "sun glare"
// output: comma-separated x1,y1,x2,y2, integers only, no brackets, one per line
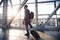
9,29,26,40
7,5,19,19
9,29,20,40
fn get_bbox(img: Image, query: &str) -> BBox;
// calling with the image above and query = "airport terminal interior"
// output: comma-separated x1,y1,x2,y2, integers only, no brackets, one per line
0,0,60,40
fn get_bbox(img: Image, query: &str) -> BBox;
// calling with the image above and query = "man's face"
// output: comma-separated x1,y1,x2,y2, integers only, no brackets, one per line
24,6,27,9
24,7,26,9
24,5,28,9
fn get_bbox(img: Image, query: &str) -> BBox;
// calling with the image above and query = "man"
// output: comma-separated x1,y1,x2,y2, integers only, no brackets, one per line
24,5,33,38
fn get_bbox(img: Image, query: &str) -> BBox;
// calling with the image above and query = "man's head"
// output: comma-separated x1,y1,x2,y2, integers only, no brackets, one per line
24,5,28,9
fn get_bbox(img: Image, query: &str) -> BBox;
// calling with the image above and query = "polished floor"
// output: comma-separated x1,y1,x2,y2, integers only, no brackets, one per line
8,29,27,40
0,28,59,40
8,29,58,40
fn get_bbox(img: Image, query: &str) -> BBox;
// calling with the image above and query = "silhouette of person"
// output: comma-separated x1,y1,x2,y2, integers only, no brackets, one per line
24,5,33,38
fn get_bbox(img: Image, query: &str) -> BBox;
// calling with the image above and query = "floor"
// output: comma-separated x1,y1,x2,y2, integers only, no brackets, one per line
0,28,59,40
8,29,58,40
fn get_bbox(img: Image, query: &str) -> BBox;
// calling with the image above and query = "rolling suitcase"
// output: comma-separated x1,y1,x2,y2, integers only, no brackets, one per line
30,29,41,40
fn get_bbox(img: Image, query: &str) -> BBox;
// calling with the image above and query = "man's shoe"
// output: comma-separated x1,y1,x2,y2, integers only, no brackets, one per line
25,34,29,38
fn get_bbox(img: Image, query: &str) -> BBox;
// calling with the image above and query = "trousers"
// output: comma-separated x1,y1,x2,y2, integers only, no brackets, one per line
25,19,33,36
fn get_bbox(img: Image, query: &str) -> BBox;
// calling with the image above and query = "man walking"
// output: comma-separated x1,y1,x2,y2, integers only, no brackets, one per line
24,5,33,38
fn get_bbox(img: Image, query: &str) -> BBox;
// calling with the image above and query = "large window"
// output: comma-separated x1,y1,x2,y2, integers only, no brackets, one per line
27,0,35,3
56,1,60,15
38,2,54,18
38,2,54,14
56,1,60,26
38,0,54,2
0,7,3,20
37,2,56,25
8,0,20,5
0,0,60,27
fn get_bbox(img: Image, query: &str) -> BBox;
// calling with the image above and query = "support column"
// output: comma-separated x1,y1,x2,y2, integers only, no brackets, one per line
54,1,57,27
2,0,8,40
35,0,38,26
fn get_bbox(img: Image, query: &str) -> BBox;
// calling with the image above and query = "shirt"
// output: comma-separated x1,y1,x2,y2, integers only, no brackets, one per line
24,8,30,20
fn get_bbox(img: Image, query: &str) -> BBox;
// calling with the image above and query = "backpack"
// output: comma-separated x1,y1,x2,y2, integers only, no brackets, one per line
29,12,34,19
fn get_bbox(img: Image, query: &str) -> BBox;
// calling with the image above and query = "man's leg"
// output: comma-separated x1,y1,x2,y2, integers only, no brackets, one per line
28,21,33,28
25,21,30,38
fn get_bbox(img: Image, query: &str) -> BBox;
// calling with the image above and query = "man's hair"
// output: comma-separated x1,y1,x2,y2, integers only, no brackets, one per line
24,5,28,7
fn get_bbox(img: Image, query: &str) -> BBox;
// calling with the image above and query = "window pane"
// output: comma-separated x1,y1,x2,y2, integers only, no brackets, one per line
57,7,60,18
38,2,54,15
0,7,3,25
56,1,60,18
56,1,60,7
8,0,20,5
27,0,35,3
7,5,19,19
0,7,3,19
38,2,54,24
38,0,54,2
56,1,60,14
7,5,19,26
20,0,35,4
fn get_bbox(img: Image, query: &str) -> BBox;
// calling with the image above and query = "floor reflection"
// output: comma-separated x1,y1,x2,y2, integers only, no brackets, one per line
38,32,57,40
8,29,27,40
8,29,58,40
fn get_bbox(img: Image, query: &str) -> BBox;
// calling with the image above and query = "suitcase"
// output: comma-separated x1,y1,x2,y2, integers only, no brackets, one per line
30,29,41,40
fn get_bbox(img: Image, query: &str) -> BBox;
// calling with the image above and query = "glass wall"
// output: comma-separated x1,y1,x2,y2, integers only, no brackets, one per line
8,0,20,5
0,5,3,27
38,2,54,15
56,1,60,26
38,2,55,25
37,1,60,26
38,0,54,2
0,0,60,28
7,0,60,27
